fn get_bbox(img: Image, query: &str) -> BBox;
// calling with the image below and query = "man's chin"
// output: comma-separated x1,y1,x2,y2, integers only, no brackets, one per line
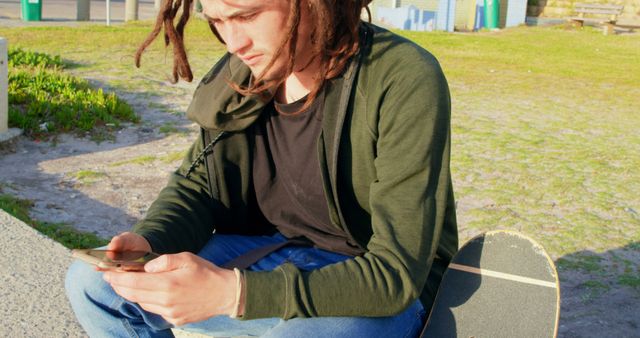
250,66,287,84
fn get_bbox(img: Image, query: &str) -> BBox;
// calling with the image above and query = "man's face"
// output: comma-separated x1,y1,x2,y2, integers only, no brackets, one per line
202,0,312,79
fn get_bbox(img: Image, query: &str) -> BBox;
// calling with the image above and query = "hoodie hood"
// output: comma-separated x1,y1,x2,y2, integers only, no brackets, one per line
186,53,268,131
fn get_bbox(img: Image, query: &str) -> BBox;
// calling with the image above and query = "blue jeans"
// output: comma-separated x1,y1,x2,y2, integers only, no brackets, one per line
65,233,426,338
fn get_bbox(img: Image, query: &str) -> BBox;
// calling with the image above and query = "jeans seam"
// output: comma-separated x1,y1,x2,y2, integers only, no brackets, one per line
122,317,141,338
108,295,125,310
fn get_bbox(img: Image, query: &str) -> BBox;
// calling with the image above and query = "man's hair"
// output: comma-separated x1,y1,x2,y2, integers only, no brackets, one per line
134,0,372,107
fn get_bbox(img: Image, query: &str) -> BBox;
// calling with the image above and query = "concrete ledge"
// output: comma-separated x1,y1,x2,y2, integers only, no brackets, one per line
0,128,22,144
0,209,222,337
0,209,84,336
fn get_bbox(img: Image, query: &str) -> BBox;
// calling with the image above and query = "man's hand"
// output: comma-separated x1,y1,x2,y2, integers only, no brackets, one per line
107,232,152,252
103,252,239,326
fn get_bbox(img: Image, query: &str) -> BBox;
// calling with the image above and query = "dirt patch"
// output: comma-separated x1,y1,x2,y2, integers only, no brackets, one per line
0,87,197,238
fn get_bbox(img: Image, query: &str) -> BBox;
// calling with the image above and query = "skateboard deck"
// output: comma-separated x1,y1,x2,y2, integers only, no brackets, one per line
421,230,560,338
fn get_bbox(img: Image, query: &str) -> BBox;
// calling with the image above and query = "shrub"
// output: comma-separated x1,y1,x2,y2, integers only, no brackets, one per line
7,48,139,139
8,48,64,68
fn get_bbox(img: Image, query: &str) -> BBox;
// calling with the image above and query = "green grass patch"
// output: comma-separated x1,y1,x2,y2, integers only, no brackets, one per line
0,194,108,249
159,123,179,135
109,155,158,167
578,280,610,302
7,48,140,140
618,274,640,289
160,150,188,163
557,254,605,273
109,151,185,167
71,170,108,184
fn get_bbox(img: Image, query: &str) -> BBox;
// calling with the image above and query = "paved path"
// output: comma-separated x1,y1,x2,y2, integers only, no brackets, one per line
0,209,212,337
0,210,85,336
0,0,158,27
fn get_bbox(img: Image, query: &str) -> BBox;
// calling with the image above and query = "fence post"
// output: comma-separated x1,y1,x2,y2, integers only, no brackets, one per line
125,0,139,21
1,37,8,134
106,0,111,25
0,37,22,144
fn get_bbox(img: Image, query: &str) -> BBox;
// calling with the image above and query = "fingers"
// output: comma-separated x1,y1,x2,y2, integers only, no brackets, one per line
104,270,170,291
103,253,197,289
145,252,196,273
110,285,188,325
106,233,127,251
137,302,188,326
108,232,152,252
111,285,169,306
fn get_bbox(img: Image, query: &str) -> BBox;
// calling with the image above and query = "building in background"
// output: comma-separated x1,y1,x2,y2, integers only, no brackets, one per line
369,0,529,31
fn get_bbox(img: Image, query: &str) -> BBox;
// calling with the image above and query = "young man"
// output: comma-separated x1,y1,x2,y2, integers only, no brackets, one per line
65,0,458,337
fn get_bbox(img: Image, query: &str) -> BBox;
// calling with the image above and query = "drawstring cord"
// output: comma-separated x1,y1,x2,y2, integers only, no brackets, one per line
185,131,226,179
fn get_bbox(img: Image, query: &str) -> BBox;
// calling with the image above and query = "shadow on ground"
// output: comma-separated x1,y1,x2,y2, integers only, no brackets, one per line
556,242,640,337
0,77,198,239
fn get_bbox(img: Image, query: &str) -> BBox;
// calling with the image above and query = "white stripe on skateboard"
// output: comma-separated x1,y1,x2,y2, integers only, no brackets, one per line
448,263,557,288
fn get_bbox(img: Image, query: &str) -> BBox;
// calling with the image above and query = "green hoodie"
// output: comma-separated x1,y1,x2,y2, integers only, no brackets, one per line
133,23,458,320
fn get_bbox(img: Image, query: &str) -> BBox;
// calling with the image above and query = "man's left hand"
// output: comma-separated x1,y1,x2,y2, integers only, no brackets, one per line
103,252,238,326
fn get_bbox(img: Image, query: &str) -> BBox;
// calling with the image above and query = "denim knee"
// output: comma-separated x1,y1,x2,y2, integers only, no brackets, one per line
65,260,111,309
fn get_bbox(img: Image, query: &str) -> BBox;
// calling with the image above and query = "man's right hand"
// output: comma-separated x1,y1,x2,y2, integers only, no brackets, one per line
107,232,152,253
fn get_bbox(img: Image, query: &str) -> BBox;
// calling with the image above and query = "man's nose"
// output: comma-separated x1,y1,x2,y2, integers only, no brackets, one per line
224,23,251,55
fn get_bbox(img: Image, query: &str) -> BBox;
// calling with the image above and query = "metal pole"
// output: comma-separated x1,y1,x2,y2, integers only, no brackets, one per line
106,0,111,25
0,37,7,134
125,0,139,21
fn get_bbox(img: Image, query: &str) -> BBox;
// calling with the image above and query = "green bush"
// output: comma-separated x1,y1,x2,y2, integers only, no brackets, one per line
7,48,139,139
8,48,64,68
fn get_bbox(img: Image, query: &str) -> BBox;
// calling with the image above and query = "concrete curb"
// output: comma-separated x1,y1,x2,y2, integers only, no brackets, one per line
0,209,85,336
0,210,213,337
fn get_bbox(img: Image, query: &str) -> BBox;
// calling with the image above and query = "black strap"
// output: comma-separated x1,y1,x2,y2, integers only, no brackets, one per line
221,238,310,269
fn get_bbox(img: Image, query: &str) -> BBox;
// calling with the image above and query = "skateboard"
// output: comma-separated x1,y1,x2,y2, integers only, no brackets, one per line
421,230,560,337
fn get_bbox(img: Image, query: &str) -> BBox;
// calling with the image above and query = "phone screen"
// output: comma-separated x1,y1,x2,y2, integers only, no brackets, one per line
72,249,160,270
85,250,159,263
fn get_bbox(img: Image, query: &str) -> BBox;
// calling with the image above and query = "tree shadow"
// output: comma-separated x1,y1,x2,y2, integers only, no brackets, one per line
555,242,640,337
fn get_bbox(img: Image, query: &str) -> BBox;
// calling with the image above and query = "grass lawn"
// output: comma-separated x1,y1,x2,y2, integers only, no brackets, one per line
2,21,639,284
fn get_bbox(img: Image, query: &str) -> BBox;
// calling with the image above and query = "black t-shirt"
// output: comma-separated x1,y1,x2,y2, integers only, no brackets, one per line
252,91,363,256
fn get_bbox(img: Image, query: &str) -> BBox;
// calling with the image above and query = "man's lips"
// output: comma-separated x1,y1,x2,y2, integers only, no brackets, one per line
239,54,262,66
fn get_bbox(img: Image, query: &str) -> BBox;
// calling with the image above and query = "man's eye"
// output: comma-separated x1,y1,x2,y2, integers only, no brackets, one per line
238,13,257,22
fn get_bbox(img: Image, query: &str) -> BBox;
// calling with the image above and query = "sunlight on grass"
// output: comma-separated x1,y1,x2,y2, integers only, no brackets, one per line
109,155,158,167
73,170,108,184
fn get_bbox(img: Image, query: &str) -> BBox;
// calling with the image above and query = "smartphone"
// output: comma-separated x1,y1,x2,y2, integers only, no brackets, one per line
72,249,160,271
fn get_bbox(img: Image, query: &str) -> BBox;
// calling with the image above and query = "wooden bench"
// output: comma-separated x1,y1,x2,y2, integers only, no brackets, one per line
567,3,624,35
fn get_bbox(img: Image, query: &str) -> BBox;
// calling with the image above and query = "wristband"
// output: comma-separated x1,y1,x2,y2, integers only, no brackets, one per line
230,268,244,318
